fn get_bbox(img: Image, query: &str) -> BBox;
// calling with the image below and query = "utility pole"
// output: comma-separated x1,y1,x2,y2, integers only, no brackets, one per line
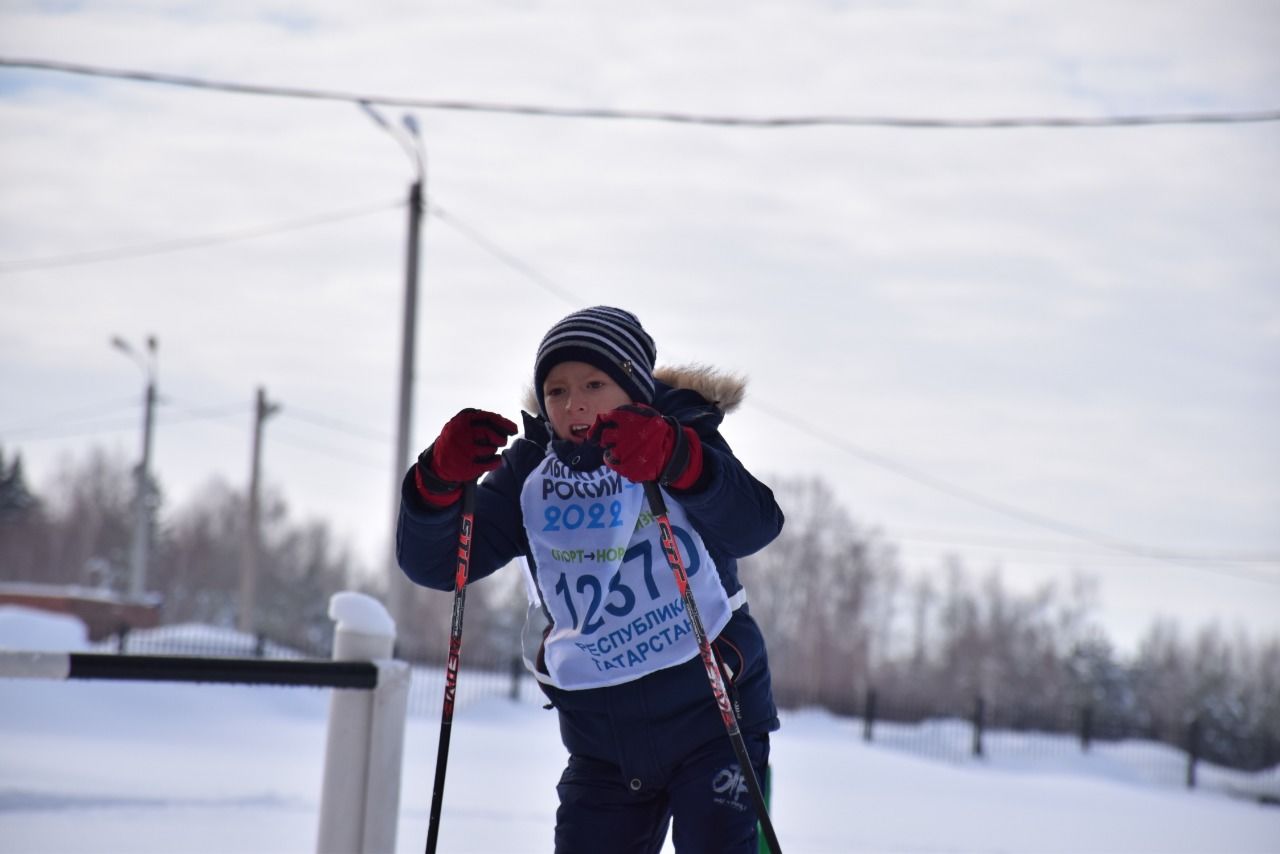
360,102,426,628
112,335,158,599
387,171,424,626
238,386,281,635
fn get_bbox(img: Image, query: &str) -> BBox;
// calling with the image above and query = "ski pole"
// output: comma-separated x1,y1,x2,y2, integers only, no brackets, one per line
643,481,783,854
425,480,477,854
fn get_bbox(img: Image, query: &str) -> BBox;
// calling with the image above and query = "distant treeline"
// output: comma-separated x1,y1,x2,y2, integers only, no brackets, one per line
2,447,1276,771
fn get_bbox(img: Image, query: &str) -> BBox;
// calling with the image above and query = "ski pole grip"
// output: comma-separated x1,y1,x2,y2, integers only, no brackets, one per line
453,481,477,593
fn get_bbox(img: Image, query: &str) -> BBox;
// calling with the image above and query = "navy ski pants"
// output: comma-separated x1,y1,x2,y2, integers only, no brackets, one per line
553,731,769,854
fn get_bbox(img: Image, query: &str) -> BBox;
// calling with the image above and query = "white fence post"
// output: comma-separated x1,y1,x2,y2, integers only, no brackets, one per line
317,592,411,854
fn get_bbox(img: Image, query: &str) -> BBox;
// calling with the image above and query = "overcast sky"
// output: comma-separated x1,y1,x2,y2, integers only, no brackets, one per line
1,0,1277,653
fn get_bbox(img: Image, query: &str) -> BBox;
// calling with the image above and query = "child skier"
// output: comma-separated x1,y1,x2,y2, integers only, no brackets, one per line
397,305,785,853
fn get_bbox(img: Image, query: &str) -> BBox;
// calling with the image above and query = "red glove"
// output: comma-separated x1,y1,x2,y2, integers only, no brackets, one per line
415,408,517,506
588,404,703,489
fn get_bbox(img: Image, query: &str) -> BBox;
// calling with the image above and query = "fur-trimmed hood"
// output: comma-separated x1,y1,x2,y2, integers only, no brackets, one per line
654,364,745,414
523,364,746,415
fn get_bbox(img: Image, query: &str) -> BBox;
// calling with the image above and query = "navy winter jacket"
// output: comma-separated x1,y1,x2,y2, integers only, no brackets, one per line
397,370,784,786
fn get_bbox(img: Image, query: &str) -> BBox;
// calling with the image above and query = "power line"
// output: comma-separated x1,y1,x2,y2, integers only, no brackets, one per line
0,397,140,436
162,402,251,424
3,400,249,442
190,406,394,470
429,203,584,306
5,57,1279,129
3,398,175,442
2,415,141,442
894,543,1280,587
165,399,394,468
405,204,1280,585
0,198,403,274
284,407,392,445
882,526,1280,564
268,426,387,472
888,534,1280,583
747,400,1280,586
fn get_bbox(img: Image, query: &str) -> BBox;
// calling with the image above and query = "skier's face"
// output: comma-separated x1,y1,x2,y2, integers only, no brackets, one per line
542,361,632,444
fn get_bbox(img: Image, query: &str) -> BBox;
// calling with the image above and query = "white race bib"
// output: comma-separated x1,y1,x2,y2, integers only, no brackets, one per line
520,450,732,690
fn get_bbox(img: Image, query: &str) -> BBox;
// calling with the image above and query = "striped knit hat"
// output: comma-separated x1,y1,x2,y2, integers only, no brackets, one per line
534,306,657,417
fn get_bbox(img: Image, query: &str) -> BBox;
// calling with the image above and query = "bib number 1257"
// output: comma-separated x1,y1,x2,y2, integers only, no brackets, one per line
552,526,700,635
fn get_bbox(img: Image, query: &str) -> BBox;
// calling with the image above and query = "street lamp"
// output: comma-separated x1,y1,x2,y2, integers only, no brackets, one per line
361,101,426,626
111,334,158,599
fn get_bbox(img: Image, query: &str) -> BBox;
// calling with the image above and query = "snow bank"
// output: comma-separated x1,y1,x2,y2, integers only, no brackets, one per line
0,606,89,651
2,610,1277,853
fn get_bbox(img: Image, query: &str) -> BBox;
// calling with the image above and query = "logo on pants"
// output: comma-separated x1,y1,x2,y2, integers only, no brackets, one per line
712,764,749,812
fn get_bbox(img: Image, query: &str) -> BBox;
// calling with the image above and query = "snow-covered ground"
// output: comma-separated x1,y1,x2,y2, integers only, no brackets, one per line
2,606,1277,854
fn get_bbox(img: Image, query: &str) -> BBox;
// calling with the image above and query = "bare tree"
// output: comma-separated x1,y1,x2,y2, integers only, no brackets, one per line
20,448,137,588
741,475,901,712
6,445,1277,771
